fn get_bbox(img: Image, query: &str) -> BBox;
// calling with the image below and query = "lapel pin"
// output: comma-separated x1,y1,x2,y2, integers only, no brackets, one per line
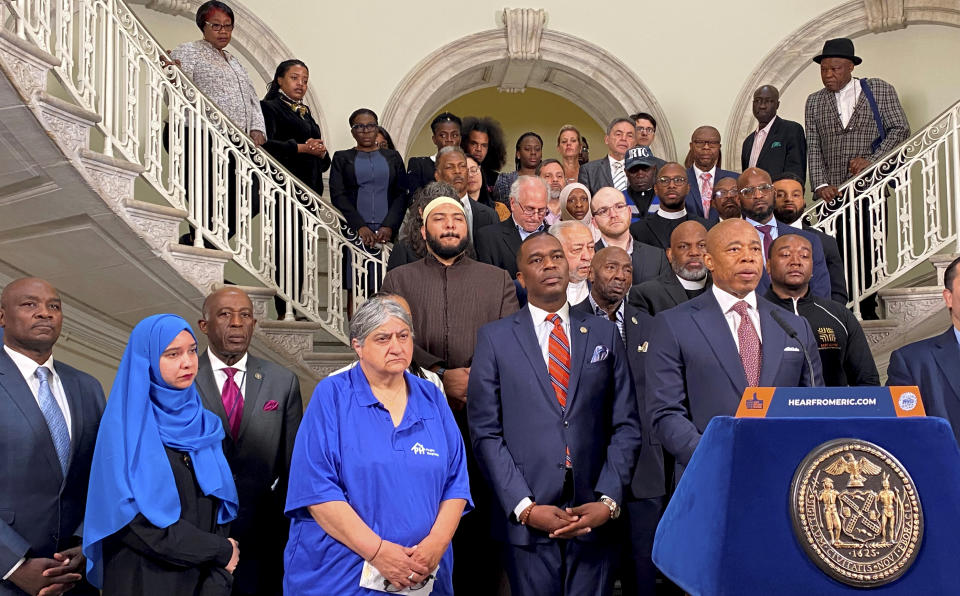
631,316,638,325
254,372,263,380
638,341,648,353
579,326,587,334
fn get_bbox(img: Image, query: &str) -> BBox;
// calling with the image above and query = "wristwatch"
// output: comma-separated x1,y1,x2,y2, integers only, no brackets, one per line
599,496,620,520
435,367,447,379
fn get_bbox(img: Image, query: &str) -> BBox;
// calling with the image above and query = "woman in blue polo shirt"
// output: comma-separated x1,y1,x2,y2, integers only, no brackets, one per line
284,296,471,595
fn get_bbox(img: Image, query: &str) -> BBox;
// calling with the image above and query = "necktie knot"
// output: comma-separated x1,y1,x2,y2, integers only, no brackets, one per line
224,367,238,380
757,224,772,234
701,172,712,182
731,300,751,317
613,161,623,171
547,313,562,327
36,366,51,382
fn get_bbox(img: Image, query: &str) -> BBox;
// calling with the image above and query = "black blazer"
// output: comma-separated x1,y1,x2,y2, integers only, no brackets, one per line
594,239,671,285
740,116,807,182
803,224,848,304
406,156,436,194
259,98,331,196
329,148,408,233
628,274,709,316
570,299,664,499
470,199,500,239
629,213,712,250
476,218,525,278
0,351,105,595
195,353,303,595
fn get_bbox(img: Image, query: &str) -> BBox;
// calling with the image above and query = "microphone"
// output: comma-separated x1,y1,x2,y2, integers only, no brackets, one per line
769,309,817,388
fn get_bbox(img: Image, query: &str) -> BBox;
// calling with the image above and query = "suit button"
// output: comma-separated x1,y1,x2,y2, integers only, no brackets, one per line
563,421,569,427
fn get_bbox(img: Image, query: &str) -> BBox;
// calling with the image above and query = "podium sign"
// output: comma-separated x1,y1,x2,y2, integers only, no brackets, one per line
735,386,925,418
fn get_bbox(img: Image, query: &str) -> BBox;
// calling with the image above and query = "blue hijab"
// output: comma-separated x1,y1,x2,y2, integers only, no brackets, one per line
83,314,238,588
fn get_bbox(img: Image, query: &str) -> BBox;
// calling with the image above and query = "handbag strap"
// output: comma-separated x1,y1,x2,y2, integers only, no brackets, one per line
860,78,886,153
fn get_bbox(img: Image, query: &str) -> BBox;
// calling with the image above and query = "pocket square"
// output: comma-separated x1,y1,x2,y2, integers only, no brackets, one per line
783,346,800,352
590,345,610,363
770,141,782,148
263,400,279,411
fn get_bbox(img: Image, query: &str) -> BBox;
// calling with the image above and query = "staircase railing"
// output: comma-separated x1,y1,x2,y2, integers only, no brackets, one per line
2,0,388,343
804,99,960,318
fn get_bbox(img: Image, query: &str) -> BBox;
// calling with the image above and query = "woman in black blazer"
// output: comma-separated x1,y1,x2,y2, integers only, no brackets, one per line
329,108,407,248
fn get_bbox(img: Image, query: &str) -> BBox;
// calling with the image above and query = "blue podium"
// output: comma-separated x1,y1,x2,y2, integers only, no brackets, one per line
652,417,960,595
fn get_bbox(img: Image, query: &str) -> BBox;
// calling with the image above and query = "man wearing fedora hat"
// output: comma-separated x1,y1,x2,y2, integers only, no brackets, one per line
805,37,909,203
804,37,909,319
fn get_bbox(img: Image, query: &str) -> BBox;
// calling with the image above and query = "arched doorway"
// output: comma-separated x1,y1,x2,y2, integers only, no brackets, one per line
381,18,676,163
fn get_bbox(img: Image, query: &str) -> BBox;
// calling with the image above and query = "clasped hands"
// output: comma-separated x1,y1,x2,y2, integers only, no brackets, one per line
525,502,612,539
370,536,444,591
9,546,85,596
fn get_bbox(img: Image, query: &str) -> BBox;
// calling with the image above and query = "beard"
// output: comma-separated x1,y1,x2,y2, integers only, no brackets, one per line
774,205,801,225
675,261,708,281
741,203,774,222
426,232,469,260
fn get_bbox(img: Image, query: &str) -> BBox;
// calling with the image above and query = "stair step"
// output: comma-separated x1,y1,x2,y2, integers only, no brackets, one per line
861,319,901,351
33,92,100,156
78,149,144,210
0,28,59,98
167,243,232,293
301,351,355,379
878,285,945,324
258,320,325,358
123,198,187,251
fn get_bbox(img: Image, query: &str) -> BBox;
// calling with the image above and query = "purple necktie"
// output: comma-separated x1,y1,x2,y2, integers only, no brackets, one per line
731,301,762,387
221,367,243,440
757,224,774,259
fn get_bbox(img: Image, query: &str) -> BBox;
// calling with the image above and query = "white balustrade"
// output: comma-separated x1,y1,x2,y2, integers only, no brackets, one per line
805,100,960,319
3,0,389,342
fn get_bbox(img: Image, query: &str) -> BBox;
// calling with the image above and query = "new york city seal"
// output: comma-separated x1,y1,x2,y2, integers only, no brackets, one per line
790,439,923,587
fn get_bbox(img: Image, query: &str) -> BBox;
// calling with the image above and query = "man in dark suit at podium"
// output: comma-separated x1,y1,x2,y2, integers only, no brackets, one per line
887,256,960,446
646,219,823,470
468,233,641,596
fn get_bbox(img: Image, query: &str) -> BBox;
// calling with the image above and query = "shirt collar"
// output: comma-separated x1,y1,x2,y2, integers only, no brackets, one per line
588,292,623,320
208,350,248,373
4,344,55,380
677,275,707,290
598,236,634,255
746,216,778,231
608,155,624,167
657,207,687,220
756,115,777,136
693,164,717,179
712,285,758,314
835,77,859,99
528,301,571,328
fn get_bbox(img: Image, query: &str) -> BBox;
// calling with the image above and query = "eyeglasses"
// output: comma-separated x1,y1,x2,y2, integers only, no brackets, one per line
384,576,434,592
467,166,481,175
636,127,655,134
739,183,774,197
205,21,234,32
351,123,378,132
657,176,688,186
692,140,720,149
377,141,390,149
713,189,739,199
593,203,629,218
515,201,549,218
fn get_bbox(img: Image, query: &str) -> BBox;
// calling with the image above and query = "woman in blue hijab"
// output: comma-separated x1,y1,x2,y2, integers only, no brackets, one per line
83,314,239,595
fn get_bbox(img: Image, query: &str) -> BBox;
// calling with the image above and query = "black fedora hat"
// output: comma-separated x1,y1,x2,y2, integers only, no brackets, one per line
813,38,862,65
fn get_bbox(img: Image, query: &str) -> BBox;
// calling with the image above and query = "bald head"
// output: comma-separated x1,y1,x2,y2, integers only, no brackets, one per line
590,246,633,307
752,85,780,128
0,277,62,362
201,286,253,319
704,219,763,298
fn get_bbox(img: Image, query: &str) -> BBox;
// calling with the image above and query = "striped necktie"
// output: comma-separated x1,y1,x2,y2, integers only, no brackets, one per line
547,314,572,468
36,366,70,474
612,161,627,191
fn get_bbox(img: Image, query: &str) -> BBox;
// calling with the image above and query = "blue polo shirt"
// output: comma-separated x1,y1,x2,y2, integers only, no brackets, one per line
284,365,471,595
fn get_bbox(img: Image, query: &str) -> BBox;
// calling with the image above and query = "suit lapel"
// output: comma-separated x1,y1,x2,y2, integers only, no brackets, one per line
503,220,522,256
0,351,63,477
757,117,780,163
691,294,748,390
757,301,788,386
196,352,231,439
932,330,960,403
663,276,689,307
237,357,264,441
564,309,590,407
512,309,558,408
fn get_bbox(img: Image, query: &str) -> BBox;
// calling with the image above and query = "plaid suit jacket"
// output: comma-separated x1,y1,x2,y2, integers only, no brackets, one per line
804,77,909,189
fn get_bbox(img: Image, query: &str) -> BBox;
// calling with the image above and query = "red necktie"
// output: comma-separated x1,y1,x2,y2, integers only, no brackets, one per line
731,301,762,387
700,172,713,216
547,314,572,468
221,367,243,440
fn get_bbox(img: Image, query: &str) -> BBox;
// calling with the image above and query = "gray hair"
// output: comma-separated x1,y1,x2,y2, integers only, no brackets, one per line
349,296,414,345
548,219,591,243
437,145,466,160
509,175,549,201
606,117,635,134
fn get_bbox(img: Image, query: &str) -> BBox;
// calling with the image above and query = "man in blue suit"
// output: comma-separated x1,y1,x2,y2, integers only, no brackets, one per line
647,220,823,470
887,256,960,446
737,167,832,300
683,126,739,220
0,278,105,596
468,233,642,596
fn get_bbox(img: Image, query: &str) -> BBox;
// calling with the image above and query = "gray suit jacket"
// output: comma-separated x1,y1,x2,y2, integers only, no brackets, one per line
578,156,616,195
805,78,909,189
0,350,104,596
196,351,302,595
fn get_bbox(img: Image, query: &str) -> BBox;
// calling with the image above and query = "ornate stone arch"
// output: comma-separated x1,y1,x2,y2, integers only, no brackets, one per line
127,0,329,138
381,17,676,162
724,0,960,170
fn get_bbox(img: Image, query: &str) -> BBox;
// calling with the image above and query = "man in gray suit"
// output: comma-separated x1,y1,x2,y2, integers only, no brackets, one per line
1,278,104,596
579,118,637,195
196,287,302,596
805,37,909,204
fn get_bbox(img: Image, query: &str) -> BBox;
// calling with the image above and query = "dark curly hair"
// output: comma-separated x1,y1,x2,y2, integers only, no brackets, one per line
460,116,507,171
397,181,477,260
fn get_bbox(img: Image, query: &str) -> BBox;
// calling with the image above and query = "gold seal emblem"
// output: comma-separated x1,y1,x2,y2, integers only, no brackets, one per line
790,439,923,587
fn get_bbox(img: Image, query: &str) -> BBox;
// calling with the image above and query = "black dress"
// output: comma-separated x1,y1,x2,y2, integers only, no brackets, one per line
260,98,331,196
101,446,234,596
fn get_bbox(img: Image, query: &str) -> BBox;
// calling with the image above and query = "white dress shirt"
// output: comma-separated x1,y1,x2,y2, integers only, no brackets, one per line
712,286,762,350
4,345,72,437
693,165,717,185
836,77,862,128
608,155,625,183
567,280,590,306
749,116,777,168
208,350,249,398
